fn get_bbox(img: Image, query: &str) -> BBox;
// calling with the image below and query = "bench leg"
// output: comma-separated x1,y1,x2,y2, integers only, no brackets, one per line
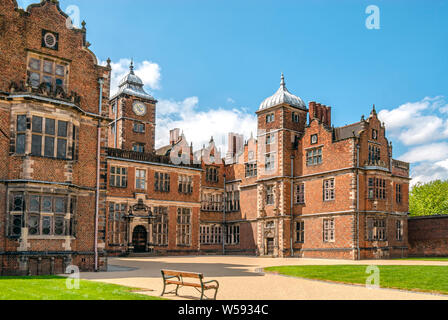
213,288,218,300
200,289,204,301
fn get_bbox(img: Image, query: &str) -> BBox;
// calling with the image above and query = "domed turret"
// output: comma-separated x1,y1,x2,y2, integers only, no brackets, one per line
259,74,306,111
112,60,156,101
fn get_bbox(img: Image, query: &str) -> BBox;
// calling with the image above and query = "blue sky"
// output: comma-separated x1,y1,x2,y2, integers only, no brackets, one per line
17,0,448,184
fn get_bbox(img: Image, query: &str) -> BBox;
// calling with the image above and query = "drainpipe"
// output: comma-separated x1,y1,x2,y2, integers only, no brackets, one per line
222,173,226,255
290,155,295,257
94,78,104,271
356,143,360,260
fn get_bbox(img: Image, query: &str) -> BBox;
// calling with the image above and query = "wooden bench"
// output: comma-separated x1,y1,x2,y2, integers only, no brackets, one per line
161,269,219,300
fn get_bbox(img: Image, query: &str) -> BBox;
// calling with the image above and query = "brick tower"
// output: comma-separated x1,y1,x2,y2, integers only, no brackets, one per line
108,61,157,153
255,74,308,257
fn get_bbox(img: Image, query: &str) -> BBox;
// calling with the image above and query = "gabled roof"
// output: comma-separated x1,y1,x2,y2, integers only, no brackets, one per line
333,121,365,141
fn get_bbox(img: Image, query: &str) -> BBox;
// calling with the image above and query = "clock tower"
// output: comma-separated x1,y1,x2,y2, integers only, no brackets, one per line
108,61,157,153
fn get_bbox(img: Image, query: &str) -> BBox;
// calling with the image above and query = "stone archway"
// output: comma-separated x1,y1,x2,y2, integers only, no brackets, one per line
132,225,147,252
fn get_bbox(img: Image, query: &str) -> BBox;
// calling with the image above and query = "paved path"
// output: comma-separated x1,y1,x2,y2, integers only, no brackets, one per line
80,256,448,300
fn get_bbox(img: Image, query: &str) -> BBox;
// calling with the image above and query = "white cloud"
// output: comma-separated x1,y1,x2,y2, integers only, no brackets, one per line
155,97,257,153
102,58,161,96
399,142,448,163
410,162,448,186
379,97,448,185
378,96,448,146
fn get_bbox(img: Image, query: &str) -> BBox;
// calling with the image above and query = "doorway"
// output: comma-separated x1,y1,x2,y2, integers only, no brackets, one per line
266,238,275,256
132,225,148,252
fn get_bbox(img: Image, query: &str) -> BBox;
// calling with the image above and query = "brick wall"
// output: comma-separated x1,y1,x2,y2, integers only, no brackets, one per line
408,216,448,257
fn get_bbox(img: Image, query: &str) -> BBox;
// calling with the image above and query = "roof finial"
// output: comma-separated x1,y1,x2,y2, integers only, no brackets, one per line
280,72,285,89
371,104,377,115
130,59,135,74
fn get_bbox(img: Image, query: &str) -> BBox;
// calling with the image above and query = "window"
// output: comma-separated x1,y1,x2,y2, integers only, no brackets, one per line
110,166,128,188
266,113,275,123
225,224,240,245
323,179,335,201
108,203,126,244
9,193,73,237
132,143,145,153
266,185,274,205
200,225,222,244
323,218,335,242
311,134,318,145
16,115,27,154
153,207,168,246
396,184,402,204
296,221,305,243
266,133,274,145
292,112,299,123
226,185,240,212
178,175,193,194
367,218,386,241
155,172,170,192
292,135,299,150
135,169,146,190
245,163,257,178
133,122,145,133
177,208,191,246
206,167,219,183
9,193,24,237
396,220,403,241
265,153,275,171
30,116,68,158
27,54,67,89
368,178,386,200
201,193,223,212
42,30,59,50
306,147,322,166
368,145,381,165
372,129,378,140
295,183,305,204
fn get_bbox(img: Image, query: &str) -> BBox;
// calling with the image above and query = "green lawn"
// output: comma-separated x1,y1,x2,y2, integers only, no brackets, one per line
264,265,448,295
395,257,448,261
0,276,165,300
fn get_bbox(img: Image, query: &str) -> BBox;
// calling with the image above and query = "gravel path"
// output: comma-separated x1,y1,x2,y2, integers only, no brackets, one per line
80,256,448,300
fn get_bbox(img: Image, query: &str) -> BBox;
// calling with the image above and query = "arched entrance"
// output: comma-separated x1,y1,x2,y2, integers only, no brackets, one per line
132,225,147,252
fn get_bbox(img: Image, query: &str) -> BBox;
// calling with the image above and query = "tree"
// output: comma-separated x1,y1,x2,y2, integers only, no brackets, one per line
409,180,448,216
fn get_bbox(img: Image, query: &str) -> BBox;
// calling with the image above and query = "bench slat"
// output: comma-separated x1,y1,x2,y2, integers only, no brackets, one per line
162,270,202,279
165,280,218,289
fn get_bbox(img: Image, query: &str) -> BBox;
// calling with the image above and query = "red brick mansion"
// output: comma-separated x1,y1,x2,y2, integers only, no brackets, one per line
0,1,411,275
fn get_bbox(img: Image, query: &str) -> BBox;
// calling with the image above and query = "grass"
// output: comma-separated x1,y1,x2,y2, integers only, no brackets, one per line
264,265,448,295
395,257,448,261
0,276,166,300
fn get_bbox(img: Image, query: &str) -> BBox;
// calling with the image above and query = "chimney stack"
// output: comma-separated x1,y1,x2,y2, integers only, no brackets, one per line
169,128,180,145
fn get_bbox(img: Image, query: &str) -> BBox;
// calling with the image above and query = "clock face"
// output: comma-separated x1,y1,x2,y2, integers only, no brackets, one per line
133,102,147,116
